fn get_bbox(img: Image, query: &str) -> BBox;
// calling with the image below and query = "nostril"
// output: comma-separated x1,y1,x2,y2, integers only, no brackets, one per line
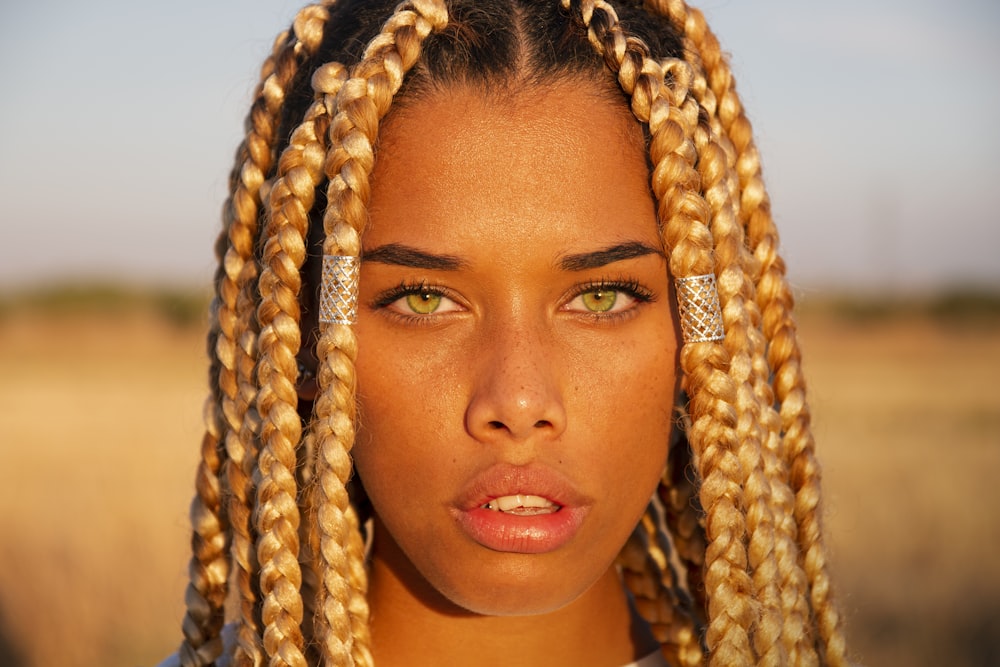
487,419,552,432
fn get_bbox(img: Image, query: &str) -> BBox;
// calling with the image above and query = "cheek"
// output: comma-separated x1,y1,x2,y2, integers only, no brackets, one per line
350,335,463,492
567,326,677,487
566,323,678,420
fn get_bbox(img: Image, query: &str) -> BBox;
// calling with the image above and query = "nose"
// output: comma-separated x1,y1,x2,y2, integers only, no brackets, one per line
465,319,567,444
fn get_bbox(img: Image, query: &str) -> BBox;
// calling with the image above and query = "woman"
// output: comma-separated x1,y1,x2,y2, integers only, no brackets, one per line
164,0,849,665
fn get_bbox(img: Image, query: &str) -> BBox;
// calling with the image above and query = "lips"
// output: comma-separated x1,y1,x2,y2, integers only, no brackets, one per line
452,464,590,554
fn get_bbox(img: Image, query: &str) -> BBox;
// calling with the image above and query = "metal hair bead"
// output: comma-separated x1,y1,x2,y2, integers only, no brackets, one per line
675,273,725,343
319,255,359,325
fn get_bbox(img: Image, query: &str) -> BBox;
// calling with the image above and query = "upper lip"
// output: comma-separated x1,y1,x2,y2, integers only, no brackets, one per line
453,463,592,511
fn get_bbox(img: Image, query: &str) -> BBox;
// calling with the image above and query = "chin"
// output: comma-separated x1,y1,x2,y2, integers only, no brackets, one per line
418,551,610,618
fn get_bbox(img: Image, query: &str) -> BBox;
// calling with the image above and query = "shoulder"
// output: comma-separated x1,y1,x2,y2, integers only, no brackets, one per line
156,629,667,667
622,649,672,667
154,652,179,667
153,624,236,667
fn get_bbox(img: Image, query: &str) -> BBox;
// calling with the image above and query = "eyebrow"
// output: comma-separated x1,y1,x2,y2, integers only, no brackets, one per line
362,243,468,270
360,240,662,272
558,241,663,271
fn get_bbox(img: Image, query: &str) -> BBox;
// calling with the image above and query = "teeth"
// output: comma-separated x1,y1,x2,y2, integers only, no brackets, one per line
482,494,558,515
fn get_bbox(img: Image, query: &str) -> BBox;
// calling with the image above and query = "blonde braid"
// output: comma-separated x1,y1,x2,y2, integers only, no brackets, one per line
201,7,336,665
658,431,708,627
751,320,818,666
656,100,757,665
341,501,372,666
253,225,307,661
782,384,848,666
283,10,343,664
634,34,759,667
281,57,364,665
562,1,754,661
304,3,449,664
709,115,815,664
692,118,786,665
618,503,705,667
248,10,350,660
178,10,323,665
654,3,847,663
678,62,791,663
178,403,228,667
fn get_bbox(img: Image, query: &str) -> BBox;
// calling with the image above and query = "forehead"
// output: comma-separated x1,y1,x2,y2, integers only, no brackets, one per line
365,82,659,254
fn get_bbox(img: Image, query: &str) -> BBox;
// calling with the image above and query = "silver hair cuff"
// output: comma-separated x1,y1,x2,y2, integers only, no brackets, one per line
675,273,725,343
319,255,359,325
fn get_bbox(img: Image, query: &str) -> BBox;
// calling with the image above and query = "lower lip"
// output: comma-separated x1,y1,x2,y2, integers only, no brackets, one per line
453,506,587,554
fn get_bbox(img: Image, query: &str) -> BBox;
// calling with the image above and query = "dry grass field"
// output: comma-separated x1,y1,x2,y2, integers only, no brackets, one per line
0,291,997,666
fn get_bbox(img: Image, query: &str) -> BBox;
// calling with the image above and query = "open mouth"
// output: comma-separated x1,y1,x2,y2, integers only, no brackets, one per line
454,465,588,553
480,494,561,516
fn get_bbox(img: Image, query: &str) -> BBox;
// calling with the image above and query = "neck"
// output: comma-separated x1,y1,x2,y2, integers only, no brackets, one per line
365,532,658,667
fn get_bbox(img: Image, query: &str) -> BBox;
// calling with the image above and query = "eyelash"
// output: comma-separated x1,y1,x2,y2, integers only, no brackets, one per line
373,280,432,308
371,277,655,322
564,277,655,321
371,280,464,325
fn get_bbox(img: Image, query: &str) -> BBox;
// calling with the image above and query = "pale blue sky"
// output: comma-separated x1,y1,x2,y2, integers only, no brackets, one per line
1,0,997,292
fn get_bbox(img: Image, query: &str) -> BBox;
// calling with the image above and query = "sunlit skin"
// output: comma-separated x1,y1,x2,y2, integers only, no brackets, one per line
349,81,680,667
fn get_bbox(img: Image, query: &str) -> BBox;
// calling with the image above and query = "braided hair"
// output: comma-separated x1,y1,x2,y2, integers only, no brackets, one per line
172,1,848,665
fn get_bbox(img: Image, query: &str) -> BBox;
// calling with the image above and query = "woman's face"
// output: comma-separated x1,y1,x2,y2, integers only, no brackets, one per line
352,81,679,616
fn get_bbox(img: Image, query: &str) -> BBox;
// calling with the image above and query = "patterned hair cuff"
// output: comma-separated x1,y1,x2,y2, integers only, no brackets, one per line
675,274,725,343
319,255,359,325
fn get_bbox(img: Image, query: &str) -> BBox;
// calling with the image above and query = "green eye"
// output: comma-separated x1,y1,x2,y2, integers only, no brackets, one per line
406,292,442,314
581,290,618,313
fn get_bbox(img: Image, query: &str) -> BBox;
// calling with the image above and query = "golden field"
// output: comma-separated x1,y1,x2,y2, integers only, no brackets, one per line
0,291,997,666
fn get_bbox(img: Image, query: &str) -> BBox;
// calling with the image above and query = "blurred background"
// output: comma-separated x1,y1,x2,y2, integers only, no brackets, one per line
0,0,997,665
